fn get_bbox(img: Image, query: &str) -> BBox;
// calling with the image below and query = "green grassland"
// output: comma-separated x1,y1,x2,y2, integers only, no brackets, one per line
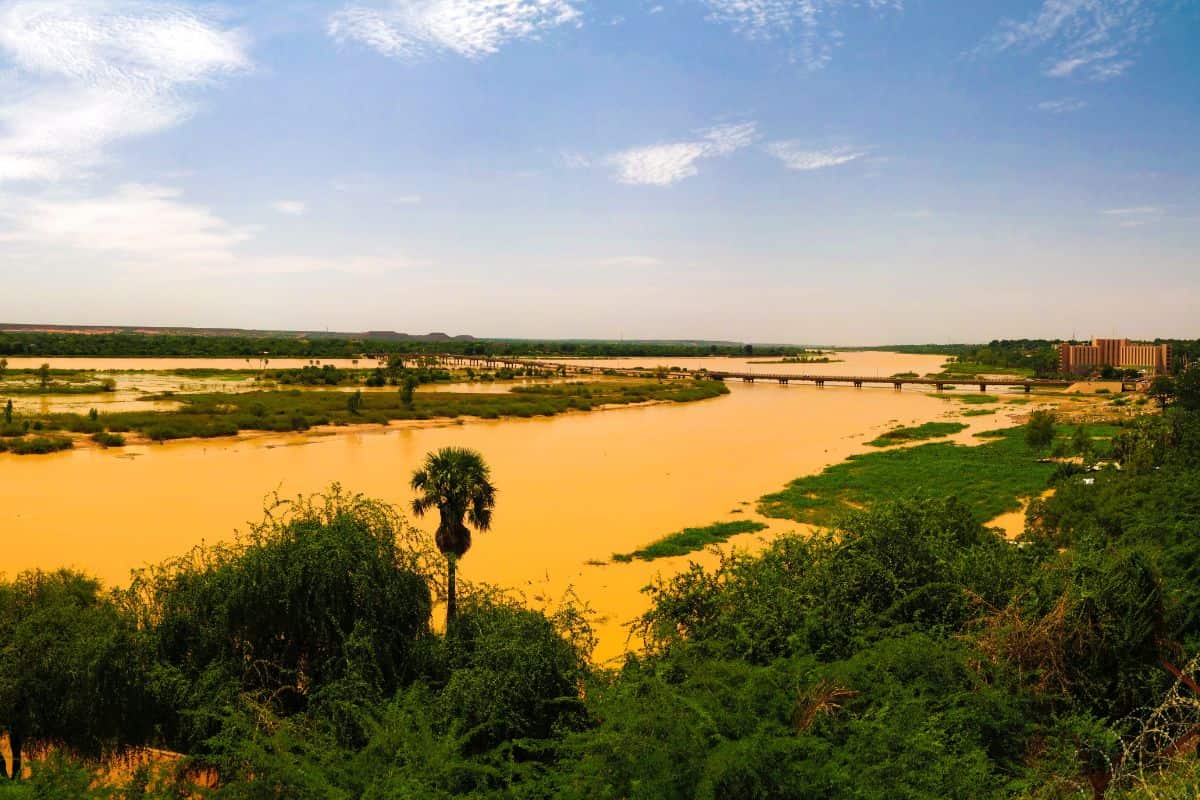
612,520,768,562
759,424,1116,526
927,392,1002,404
928,361,1034,378
0,379,729,449
865,421,967,447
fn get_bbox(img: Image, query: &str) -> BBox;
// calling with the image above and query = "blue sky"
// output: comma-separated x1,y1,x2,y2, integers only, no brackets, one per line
0,0,1197,344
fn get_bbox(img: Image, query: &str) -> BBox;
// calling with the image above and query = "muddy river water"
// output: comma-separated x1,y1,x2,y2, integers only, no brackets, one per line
0,352,1033,661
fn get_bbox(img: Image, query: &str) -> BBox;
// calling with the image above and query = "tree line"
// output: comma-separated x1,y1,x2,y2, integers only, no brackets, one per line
0,333,792,360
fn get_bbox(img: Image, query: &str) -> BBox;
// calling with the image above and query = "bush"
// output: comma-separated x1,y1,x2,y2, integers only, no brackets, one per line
91,431,125,448
1026,409,1057,449
2,435,73,455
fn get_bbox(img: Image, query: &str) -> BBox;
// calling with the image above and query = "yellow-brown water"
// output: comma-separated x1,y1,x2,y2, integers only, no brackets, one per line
0,352,1035,661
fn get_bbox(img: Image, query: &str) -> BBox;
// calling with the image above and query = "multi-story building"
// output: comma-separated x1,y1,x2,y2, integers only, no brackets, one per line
1056,338,1171,375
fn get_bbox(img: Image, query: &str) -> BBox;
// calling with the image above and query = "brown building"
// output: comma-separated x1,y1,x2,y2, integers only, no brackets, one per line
1057,338,1171,375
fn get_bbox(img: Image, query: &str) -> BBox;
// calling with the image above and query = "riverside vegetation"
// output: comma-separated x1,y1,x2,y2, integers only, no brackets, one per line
0,379,728,453
1,366,1198,797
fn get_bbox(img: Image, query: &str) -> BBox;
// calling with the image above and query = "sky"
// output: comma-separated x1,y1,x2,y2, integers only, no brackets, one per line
0,0,1197,344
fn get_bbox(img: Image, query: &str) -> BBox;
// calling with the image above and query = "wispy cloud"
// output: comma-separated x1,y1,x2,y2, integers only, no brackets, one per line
0,0,249,183
1102,206,1162,227
606,122,757,186
0,184,428,275
1035,98,1087,113
765,142,866,171
272,200,307,215
700,0,902,70
0,184,253,263
977,0,1157,81
328,0,580,60
597,255,663,267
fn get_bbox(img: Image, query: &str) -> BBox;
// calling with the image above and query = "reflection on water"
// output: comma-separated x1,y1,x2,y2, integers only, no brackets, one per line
1,352,1018,661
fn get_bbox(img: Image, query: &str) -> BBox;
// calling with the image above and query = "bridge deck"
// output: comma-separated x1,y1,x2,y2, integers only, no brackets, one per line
704,371,1071,388
369,354,1073,391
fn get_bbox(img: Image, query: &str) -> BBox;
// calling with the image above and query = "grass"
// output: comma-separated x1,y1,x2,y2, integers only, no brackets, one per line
960,408,997,417
865,421,967,447
612,520,768,562
15,379,729,444
927,393,1001,405
929,361,1034,378
0,435,74,455
758,424,1118,527
0,381,116,395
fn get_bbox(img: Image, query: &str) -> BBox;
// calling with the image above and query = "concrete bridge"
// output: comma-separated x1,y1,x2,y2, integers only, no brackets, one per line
701,371,1072,393
364,354,1073,393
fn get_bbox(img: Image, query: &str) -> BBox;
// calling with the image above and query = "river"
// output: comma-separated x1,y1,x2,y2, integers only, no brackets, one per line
0,351,1030,661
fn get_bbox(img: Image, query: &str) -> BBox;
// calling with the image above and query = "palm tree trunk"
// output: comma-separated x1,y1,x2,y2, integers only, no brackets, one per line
446,555,458,627
9,730,21,780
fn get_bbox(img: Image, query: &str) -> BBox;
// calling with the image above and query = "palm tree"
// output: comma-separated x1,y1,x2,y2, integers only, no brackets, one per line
410,447,496,625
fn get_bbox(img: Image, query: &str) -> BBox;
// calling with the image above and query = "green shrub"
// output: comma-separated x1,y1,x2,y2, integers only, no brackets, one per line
91,431,125,448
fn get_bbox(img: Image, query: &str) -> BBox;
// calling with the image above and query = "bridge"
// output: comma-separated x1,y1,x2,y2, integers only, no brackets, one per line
701,371,1072,393
364,354,1074,393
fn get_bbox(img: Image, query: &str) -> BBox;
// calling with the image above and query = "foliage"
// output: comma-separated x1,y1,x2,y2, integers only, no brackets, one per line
611,520,767,562
4,403,1199,798
0,332,797,359
0,435,73,455
865,421,966,447
1025,409,1057,449
758,426,1065,526
16,379,728,443
0,571,150,780
91,431,126,448
410,448,496,625
129,487,435,753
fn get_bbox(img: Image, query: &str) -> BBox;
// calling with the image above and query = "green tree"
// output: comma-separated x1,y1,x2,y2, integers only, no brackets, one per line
347,390,363,414
3,399,11,425
36,364,50,391
400,375,417,408
137,488,432,752
0,358,6,380
1175,365,1200,412
1026,409,1057,449
1149,375,1177,409
1071,425,1093,463
0,570,146,781
410,448,496,625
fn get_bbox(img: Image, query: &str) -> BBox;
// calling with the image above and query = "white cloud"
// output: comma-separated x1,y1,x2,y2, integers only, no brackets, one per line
648,4,663,12
1101,206,1162,228
272,200,307,215
0,184,427,275
0,0,249,183
607,122,756,186
1102,206,1161,216
765,142,866,171
328,0,580,61
700,0,901,70
1035,98,1087,113
0,183,253,262
978,0,1156,81
597,255,663,267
